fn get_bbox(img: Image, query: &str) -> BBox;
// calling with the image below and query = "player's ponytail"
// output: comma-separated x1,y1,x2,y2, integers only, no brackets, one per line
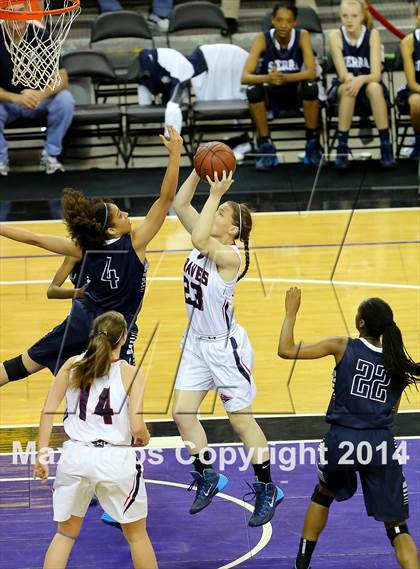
62,189,114,251
359,298,420,391
227,201,252,281
71,311,127,392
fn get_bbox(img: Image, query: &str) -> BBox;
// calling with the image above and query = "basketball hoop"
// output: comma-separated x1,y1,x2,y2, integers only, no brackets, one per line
0,0,80,91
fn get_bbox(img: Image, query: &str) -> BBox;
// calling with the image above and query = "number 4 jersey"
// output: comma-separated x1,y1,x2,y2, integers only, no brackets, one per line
63,359,131,445
183,246,242,337
326,338,404,429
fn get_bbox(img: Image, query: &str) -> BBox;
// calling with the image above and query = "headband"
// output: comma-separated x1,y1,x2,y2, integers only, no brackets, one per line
101,201,109,230
237,203,242,240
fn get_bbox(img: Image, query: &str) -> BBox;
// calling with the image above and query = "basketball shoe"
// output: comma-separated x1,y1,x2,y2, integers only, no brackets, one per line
188,469,228,514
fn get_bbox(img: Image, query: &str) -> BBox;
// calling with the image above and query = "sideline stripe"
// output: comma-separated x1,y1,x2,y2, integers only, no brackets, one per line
1,276,419,290
1,206,418,226
1,239,419,260
1,410,418,430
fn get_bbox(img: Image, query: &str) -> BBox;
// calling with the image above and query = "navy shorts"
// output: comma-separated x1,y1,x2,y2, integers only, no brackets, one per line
27,300,138,375
395,86,413,114
266,83,301,115
327,78,392,114
317,425,409,523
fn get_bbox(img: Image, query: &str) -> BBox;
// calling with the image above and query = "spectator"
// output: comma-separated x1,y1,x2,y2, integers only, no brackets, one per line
0,19,74,176
148,0,173,32
136,47,194,134
328,0,396,169
397,2,420,159
241,1,322,171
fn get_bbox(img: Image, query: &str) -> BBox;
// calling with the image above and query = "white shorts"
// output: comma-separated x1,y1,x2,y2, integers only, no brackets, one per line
53,441,147,524
175,324,256,412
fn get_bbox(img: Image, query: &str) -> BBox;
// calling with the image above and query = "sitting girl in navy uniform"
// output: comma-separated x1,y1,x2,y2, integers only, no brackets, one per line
328,0,396,169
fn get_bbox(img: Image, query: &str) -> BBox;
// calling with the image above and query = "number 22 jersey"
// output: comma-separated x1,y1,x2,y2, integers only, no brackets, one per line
326,338,404,429
183,246,241,336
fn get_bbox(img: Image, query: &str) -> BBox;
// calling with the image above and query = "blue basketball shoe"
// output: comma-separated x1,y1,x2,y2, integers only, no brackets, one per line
246,481,284,527
101,512,121,529
188,469,229,514
304,139,323,167
334,144,350,169
255,141,280,171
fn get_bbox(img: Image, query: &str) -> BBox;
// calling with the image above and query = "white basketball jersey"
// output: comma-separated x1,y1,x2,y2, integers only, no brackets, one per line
183,246,241,336
64,359,131,445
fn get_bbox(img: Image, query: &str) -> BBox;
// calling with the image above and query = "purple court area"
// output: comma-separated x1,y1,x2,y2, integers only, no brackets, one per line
1,440,419,569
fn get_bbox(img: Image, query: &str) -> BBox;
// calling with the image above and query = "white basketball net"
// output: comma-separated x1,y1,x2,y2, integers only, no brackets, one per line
0,0,80,90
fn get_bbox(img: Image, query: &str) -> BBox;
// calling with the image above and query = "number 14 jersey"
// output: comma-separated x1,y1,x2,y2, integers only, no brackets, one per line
183,246,242,336
64,359,131,446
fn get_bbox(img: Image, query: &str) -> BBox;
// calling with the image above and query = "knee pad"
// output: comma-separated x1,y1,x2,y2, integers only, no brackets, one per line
247,84,265,104
3,355,30,381
311,484,334,508
301,80,319,101
386,523,410,546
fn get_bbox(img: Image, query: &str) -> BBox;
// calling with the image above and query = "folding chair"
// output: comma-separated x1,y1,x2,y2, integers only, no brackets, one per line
167,1,229,48
61,50,124,163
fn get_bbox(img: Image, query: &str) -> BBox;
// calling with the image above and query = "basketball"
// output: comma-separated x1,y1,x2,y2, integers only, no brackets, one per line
193,141,237,181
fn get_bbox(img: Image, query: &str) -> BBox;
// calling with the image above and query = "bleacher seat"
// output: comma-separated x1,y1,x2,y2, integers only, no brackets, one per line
167,1,229,47
61,50,124,163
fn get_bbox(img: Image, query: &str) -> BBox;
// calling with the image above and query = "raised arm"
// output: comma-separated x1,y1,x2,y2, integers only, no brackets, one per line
173,169,201,234
121,364,150,447
401,34,420,93
191,172,240,271
47,256,86,300
33,357,74,482
278,287,348,362
131,126,183,254
0,224,81,257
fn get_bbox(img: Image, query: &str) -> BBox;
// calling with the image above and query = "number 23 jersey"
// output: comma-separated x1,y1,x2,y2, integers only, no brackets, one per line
183,246,242,336
326,338,404,429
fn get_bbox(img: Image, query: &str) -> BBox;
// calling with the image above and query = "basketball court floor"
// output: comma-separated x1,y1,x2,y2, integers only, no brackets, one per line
0,197,419,567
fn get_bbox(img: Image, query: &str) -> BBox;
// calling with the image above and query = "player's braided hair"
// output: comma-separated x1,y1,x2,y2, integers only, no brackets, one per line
71,311,127,392
226,201,252,282
359,298,420,390
62,188,114,251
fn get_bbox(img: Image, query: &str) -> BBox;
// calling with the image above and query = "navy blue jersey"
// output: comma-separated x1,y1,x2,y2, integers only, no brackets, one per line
82,235,148,319
138,48,179,104
414,29,420,83
326,338,403,429
69,261,89,288
258,28,303,75
340,25,371,76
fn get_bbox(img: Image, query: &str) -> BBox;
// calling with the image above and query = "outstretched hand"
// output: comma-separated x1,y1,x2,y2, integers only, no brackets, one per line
205,170,234,198
285,287,301,315
159,125,183,156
